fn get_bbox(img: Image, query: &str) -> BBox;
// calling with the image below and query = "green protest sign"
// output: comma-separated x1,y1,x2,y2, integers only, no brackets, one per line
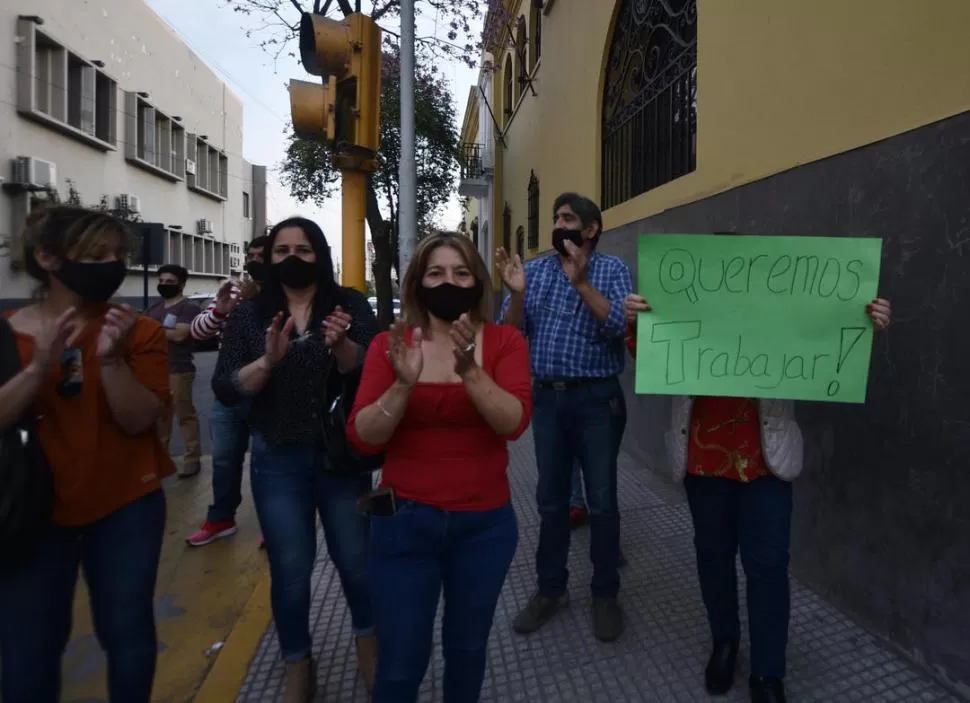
635,234,883,403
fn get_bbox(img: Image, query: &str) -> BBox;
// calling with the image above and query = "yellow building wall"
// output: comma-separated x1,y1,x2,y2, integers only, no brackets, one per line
530,0,970,238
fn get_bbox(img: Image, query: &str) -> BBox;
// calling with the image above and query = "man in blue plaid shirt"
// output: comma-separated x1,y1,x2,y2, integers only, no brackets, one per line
498,192,633,642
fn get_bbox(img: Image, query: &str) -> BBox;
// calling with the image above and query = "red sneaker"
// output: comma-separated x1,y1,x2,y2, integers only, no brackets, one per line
186,520,237,547
569,506,589,530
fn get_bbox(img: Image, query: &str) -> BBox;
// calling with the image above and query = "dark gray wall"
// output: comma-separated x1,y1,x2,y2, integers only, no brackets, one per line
598,110,970,694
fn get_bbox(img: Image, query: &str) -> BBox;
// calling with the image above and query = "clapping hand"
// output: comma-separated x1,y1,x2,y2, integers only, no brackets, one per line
30,307,77,373
450,313,478,378
561,240,590,286
495,247,525,294
388,322,423,387
213,280,241,316
96,305,137,363
323,306,353,348
263,312,295,368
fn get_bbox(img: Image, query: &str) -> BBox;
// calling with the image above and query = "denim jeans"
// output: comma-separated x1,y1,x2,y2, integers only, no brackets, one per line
684,474,793,679
532,377,626,599
206,398,251,522
369,501,517,703
250,433,374,661
570,460,586,509
0,489,166,703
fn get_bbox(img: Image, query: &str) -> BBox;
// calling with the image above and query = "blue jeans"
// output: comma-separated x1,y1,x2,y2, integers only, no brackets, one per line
0,490,166,703
532,377,626,599
207,398,251,522
684,474,793,679
369,501,517,703
250,434,374,661
570,460,585,509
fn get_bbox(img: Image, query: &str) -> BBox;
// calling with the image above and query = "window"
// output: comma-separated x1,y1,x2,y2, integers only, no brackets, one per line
15,19,117,150
530,2,542,69
502,203,512,255
503,55,513,125
527,171,540,250
243,192,251,218
125,92,185,181
515,226,525,262
601,0,697,209
186,134,229,201
514,18,527,104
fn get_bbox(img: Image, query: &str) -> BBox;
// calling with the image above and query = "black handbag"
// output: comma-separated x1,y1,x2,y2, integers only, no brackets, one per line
322,362,385,474
0,317,54,570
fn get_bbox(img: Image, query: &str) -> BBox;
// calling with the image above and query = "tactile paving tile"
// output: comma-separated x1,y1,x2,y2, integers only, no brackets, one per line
236,428,963,702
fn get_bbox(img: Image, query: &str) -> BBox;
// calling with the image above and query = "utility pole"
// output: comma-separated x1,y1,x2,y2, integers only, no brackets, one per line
290,11,382,292
398,0,417,277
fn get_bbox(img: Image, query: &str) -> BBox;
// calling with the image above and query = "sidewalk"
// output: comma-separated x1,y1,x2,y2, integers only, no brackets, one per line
235,430,961,702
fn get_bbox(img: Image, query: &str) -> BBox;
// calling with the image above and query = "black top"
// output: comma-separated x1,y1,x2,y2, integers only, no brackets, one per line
211,287,378,446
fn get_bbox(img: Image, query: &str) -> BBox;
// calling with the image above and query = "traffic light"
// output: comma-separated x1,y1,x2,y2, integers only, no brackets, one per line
298,12,382,155
289,75,336,141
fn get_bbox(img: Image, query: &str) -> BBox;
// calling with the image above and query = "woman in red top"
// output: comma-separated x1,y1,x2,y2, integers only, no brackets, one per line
623,291,891,703
0,206,173,703
348,233,532,703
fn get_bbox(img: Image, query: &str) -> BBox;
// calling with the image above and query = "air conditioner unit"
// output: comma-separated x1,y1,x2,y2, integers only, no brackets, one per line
196,218,213,235
185,159,197,176
116,193,141,213
11,156,57,189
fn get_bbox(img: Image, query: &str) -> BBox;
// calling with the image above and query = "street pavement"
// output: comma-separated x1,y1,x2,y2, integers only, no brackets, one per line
235,432,963,702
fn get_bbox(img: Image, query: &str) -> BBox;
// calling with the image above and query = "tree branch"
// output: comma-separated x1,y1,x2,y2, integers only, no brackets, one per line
288,0,306,14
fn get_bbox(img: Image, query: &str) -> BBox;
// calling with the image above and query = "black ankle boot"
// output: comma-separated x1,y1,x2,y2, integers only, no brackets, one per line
704,638,739,694
749,676,786,703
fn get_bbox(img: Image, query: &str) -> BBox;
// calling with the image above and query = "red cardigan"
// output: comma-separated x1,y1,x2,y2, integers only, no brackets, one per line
347,323,533,511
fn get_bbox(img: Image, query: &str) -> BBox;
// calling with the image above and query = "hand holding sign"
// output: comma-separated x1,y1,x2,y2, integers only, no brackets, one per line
624,294,651,325
634,234,884,403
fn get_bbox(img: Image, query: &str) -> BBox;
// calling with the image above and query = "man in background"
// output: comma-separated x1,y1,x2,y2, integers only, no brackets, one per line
186,236,268,546
146,264,203,477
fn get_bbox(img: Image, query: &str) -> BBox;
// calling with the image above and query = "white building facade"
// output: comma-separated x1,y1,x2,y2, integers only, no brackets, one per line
0,0,267,306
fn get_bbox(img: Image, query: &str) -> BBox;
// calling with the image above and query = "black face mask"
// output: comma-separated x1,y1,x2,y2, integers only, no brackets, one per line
244,260,266,282
53,260,127,302
271,255,318,289
157,283,181,299
552,227,585,257
417,280,484,323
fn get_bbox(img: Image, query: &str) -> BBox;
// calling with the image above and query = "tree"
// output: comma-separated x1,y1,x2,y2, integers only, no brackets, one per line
224,0,484,327
281,47,457,325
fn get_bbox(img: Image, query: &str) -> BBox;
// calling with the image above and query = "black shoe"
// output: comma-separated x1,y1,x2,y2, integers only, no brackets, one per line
705,638,739,694
512,592,567,634
749,676,786,703
592,598,624,642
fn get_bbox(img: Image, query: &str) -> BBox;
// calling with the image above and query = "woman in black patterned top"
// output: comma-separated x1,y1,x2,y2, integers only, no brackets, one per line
212,217,378,701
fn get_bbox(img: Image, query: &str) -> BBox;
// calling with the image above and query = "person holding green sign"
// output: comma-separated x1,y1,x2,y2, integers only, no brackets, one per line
623,291,891,703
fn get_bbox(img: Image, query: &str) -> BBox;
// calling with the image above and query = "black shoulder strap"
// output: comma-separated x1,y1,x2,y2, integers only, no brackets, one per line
0,316,23,386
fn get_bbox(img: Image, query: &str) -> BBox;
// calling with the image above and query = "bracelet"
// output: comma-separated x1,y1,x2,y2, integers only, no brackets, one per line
375,399,393,418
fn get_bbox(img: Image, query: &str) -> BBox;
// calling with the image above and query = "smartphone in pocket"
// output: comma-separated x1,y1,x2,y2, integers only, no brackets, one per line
369,487,397,517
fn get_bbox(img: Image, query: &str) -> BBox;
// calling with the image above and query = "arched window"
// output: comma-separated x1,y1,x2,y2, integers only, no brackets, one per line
514,17,527,104
515,226,525,262
601,0,698,209
527,171,539,250
470,217,479,249
503,55,513,125
502,203,512,254
529,2,541,70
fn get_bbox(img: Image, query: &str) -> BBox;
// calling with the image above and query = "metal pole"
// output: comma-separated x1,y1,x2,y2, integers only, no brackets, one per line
142,227,150,311
398,0,417,277
341,169,367,291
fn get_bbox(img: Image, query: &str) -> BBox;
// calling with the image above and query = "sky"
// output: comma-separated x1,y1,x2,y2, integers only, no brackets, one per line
144,0,481,269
